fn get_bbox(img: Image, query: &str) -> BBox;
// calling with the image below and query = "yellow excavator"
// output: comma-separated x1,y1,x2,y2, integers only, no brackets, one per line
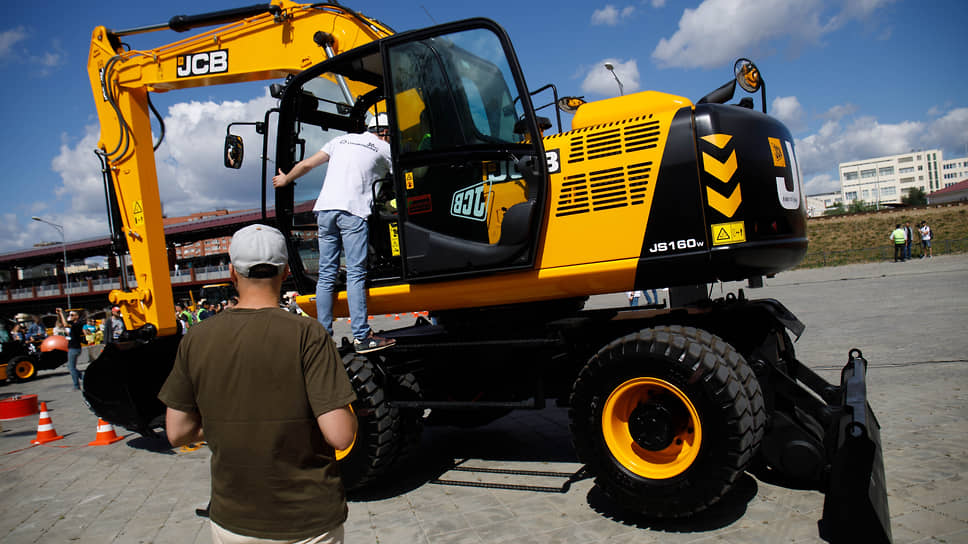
81,3,891,542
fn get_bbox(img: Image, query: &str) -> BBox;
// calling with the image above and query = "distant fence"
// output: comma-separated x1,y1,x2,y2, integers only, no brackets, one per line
797,238,968,268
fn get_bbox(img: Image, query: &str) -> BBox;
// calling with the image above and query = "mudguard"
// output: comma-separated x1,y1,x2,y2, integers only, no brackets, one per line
819,349,892,543
82,335,180,437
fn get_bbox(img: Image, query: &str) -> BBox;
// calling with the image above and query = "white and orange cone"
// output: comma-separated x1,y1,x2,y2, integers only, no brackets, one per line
88,418,124,446
30,402,64,445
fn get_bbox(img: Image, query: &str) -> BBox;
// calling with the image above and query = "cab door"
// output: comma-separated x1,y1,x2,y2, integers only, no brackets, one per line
384,21,546,281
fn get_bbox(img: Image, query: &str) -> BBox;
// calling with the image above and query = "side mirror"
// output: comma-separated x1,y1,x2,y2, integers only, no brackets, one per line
556,96,586,114
734,58,761,92
224,134,243,169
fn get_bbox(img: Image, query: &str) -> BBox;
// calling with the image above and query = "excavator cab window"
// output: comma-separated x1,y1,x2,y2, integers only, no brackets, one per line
276,20,546,292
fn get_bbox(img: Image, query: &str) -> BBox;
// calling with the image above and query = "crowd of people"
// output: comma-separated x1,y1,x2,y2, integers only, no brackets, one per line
173,297,239,334
890,220,934,262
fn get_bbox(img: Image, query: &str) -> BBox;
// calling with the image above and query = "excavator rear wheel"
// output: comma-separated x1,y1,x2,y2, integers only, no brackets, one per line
569,326,756,518
338,354,401,490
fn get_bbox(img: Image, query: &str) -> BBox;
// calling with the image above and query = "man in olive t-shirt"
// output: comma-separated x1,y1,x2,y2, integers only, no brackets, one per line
159,224,357,543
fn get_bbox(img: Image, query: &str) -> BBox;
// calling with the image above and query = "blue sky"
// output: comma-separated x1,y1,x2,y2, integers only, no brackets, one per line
1,0,966,252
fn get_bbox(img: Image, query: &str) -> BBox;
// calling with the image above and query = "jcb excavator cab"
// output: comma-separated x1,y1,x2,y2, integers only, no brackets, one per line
270,20,547,293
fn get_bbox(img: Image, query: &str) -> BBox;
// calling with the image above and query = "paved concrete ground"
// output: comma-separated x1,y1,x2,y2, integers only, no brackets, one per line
1,255,966,543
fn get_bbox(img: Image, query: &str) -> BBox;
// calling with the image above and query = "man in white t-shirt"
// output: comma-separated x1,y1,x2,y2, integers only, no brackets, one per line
919,221,933,258
273,114,396,354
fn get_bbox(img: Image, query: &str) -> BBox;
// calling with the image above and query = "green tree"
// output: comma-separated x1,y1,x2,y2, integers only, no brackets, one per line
847,200,874,213
902,187,927,206
824,202,846,216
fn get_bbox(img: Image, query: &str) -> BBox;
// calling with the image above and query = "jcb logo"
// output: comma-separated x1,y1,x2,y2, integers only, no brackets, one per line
177,50,228,78
451,181,492,222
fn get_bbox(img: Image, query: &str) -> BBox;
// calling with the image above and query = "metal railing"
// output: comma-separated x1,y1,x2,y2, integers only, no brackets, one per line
1,266,232,303
797,238,968,269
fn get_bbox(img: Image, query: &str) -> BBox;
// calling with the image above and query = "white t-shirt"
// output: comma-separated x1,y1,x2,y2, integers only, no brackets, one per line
919,225,931,241
313,132,392,219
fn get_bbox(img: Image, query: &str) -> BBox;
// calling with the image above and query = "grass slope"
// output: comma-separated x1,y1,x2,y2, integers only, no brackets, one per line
798,202,968,267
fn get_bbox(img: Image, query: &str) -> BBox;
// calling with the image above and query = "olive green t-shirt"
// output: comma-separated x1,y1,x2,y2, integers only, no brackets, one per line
158,307,356,539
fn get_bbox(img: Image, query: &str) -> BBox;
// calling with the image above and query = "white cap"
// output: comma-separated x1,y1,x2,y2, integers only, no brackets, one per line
367,112,389,131
229,224,288,278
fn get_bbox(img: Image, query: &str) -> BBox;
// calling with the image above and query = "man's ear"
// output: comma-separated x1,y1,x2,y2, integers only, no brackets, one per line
229,264,239,284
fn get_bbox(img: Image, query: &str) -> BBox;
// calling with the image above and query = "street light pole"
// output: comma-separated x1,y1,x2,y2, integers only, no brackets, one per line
604,62,624,96
32,216,71,309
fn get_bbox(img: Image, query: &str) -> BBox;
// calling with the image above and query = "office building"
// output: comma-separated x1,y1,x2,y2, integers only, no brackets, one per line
839,150,945,205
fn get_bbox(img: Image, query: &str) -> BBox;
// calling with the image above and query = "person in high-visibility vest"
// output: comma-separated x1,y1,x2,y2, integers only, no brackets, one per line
891,224,906,262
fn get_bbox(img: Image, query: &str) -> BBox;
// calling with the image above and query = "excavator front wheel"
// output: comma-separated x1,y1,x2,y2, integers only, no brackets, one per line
570,326,757,518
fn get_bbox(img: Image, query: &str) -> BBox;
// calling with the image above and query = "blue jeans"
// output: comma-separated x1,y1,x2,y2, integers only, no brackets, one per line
644,289,658,304
317,210,371,340
67,347,82,389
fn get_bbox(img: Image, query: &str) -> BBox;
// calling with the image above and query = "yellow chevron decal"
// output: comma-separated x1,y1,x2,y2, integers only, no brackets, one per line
702,151,738,183
701,134,732,149
707,183,742,218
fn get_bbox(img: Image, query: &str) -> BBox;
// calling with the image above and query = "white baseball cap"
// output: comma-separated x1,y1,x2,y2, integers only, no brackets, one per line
367,112,389,132
229,224,288,278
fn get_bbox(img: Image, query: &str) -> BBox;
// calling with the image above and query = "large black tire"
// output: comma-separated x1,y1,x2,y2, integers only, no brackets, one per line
393,372,425,467
691,326,766,450
569,326,757,518
8,356,36,382
337,354,401,490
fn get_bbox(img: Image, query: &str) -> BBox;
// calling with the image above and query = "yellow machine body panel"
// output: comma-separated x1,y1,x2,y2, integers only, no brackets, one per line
538,103,684,270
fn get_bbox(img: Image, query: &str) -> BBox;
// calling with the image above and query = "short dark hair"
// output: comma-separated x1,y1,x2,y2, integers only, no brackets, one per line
246,263,283,278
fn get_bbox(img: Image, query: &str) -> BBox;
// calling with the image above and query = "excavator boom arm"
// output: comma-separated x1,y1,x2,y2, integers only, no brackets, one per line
86,1,392,336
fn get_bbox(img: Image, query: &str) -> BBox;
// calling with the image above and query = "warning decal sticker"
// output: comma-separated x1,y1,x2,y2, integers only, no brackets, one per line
133,200,145,225
711,221,746,246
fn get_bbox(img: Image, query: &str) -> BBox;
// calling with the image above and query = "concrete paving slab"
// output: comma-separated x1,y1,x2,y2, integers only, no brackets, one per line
1,255,966,543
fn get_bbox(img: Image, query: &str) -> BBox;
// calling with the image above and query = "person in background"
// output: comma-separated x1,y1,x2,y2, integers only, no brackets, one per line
160,224,356,543
175,302,196,329
10,323,24,343
56,308,86,391
903,221,914,261
197,301,216,321
891,224,905,262
83,317,98,345
919,220,933,258
26,315,46,343
102,306,124,345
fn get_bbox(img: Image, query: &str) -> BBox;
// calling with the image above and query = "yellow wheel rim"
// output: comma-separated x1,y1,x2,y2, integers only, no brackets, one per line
14,360,34,380
601,377,701,479
335,404,357,461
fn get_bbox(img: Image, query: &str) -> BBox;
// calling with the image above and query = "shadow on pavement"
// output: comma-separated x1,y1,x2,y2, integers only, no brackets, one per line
127,434,175,455
586,473,758,533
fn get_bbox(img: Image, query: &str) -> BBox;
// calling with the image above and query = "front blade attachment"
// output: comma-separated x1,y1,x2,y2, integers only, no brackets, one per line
819,349,892,544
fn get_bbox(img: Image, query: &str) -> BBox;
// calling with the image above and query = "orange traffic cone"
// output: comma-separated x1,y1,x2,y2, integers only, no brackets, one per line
31,402,64,445
394,314,401,320
88,418,124,446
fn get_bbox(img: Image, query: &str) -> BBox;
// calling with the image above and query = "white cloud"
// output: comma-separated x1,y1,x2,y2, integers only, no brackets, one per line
592,5,636,26
793,106,968,195
0,26,27,59
651,0,667,7
771,96,805,133
652,0,896,69
0,91,282,252
803,173,839,196
822,103,858,122
581,59,641,96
